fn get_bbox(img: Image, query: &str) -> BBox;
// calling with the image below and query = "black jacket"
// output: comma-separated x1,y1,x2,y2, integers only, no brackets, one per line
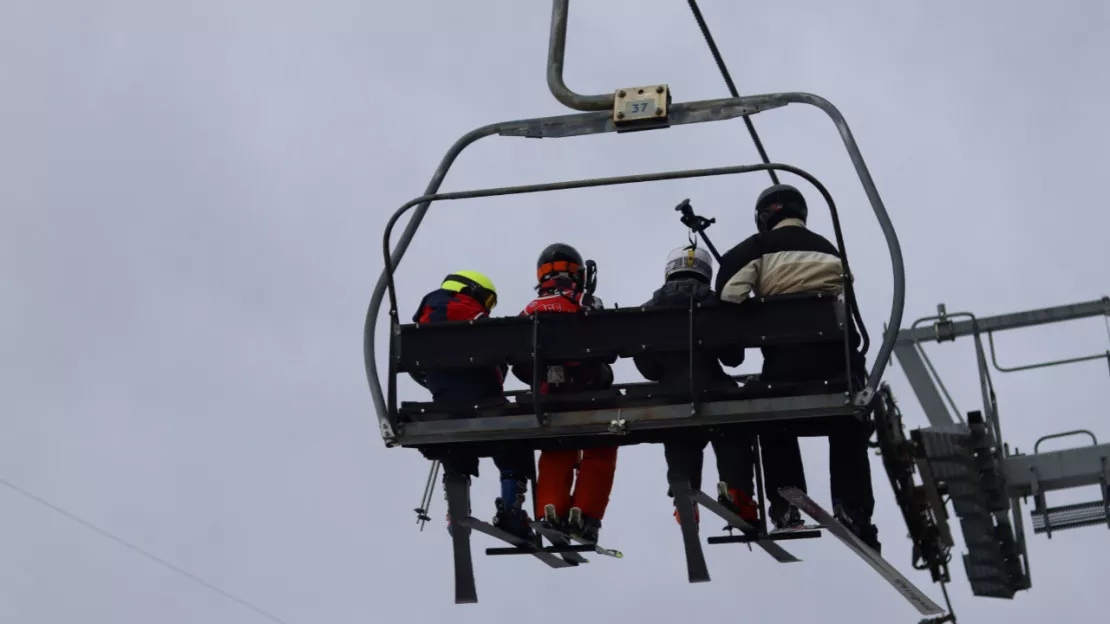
714,219,865,384
632,277,744,391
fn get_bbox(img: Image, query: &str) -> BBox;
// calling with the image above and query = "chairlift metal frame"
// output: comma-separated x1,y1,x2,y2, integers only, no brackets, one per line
364,0,908,448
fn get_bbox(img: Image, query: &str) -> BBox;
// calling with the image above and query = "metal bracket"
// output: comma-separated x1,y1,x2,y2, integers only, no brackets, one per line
1029,465,1050,538
607,415,629,435
613,85,670,129
853,387,875,407
933,304,956,343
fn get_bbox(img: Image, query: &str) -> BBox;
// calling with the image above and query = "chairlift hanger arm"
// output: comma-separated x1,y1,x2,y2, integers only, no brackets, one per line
544,0,776,188
546,0,612,112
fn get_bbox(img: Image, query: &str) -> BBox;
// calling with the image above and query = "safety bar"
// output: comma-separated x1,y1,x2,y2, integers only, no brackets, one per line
381,163,843,321
988,331,1109,374
1034,430,1099,454
363,92,905,444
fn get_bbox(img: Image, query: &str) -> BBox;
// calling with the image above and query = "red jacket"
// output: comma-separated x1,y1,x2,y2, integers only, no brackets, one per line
411,288,505,400
510,280,614,394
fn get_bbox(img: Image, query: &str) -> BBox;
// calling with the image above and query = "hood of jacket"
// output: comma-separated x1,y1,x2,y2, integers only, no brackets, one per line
648,277,714,306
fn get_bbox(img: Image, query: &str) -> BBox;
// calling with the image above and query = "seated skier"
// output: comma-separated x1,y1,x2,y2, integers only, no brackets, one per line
410,270,537,541
632,245,760,526
715,183,880,552
510,243,618,543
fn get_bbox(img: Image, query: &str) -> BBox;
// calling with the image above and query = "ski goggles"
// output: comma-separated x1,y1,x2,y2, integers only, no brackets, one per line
537,260,581,282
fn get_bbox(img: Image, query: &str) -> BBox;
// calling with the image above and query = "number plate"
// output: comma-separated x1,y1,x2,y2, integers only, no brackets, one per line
614,85,669,123
622,99,656,119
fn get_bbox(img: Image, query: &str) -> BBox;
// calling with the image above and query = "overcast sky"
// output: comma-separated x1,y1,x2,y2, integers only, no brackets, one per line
3,0,1109,622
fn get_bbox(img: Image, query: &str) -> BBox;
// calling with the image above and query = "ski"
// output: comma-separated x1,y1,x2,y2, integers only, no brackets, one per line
779,487,946,616
693,490,802,563
443,475,478,604
670,478,711,582
455,516,577,569
531,521,623,559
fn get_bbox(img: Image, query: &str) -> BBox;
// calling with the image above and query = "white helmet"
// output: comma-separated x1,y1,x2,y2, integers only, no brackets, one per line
664,245,713,281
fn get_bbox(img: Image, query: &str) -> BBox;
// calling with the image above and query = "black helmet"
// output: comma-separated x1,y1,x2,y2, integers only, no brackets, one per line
754,184,807,233
537,243,584,284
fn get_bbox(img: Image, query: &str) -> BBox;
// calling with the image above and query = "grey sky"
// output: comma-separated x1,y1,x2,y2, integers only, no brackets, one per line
3,0,1108,622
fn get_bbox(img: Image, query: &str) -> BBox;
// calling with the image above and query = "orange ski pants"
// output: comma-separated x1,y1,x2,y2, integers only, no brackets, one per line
534,446,618,520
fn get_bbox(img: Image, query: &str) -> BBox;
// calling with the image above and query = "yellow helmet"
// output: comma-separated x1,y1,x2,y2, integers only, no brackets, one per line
441,270,498,311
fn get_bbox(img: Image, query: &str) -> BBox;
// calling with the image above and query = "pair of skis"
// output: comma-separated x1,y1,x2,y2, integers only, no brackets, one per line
444,474,944,617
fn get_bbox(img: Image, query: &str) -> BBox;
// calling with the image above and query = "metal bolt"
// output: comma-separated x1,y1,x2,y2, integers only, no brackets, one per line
618,90,626,97
637,88,644,94
617,111,625,119
656,85,664,93
655,107,664,115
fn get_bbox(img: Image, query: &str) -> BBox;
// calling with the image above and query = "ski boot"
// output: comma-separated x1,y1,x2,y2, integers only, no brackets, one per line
833,503,882,554
769,502,807,533
567,506,602,543
717,481,759,524
542,503,568,531
443,474,472,537
492,478,535,541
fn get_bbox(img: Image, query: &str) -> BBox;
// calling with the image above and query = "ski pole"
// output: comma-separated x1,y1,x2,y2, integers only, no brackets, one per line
414,459,440,531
